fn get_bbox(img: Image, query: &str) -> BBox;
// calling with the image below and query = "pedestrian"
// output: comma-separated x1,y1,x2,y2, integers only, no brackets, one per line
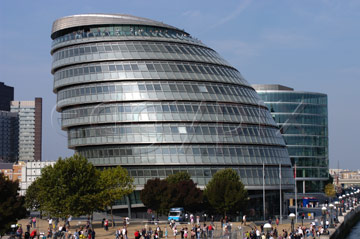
116,228,122,239
242,215,246,226
173,227,178,239
32,217,36,228
16,225,23,239
104,219,109,231
165,227,168,239
208,224,213,239
48,217,53,229
135,230,141,239
122,226,128,239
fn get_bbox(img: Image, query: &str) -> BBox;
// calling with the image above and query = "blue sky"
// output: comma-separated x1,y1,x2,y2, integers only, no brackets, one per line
0,0,359,169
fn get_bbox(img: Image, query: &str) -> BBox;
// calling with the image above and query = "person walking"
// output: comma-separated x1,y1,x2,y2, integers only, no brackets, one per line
164,227,168,239
104,219,109,231
32,217,37,228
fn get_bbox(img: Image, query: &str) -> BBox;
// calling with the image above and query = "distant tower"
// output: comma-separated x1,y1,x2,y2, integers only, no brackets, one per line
11,98,42,162
0,82,14,111
0,111,18,162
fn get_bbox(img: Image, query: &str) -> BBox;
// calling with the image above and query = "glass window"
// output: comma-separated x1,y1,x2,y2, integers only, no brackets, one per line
178,127,187,134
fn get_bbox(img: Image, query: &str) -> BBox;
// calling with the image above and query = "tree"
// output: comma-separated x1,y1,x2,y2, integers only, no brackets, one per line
98,166,134,227
25,178,41,211
167,179,203,213
140,178,169,216
204,168,248,216
166,171,191,184
35,154,101,217
141,172,203,216
0,173,27,236
324,183,336,201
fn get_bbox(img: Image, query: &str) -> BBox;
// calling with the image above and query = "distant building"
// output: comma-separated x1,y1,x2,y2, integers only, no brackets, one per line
0,111,18,162
11,98,42,162
0,82,14,111
0,162,23,181
20,161,55,195
254,84,329,196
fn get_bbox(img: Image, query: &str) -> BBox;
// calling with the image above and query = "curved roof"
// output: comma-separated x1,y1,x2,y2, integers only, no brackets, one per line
51,14,187,39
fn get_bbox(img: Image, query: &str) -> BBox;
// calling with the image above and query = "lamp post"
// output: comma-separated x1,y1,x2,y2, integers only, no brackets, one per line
334,201,340,222
338,196,343,216
322,206,327,231
264,223,272,236
329,204,334,228
289,213,296,233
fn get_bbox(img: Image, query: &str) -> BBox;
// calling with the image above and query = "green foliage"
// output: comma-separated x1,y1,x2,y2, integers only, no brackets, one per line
140,178,169,215
98,166,134,227
34,154,101,217
25,178,41,210
99,166,134,207
0,173,26,236
141,173,203,215
204,168,248,216
324,183,336,198
166,171,191,184
167,180,203,212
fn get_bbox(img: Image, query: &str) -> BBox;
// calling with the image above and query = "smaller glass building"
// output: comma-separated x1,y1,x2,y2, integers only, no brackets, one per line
253,84,329,194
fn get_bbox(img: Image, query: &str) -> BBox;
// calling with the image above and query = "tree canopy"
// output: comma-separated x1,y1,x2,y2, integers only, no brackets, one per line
204,168,248,216
324,183,336,198
166,171,191,184
140,178,169,216
24,178,41,211
26,154,101,217
98,166,134,226
140,172,203,215
25,155,134,218
0,173,26,236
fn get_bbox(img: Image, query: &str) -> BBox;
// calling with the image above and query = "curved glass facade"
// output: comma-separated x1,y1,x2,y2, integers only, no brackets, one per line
254,85,328,193
51,14,294,195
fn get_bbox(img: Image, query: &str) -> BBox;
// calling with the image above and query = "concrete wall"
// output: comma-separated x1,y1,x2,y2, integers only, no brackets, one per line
330,206,360,239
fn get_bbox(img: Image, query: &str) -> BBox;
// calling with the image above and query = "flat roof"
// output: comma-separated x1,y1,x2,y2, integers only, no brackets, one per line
252,84,294,91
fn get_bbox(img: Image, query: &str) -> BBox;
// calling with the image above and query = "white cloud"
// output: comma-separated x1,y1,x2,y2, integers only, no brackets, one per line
182,10,202,18
208,0,252,30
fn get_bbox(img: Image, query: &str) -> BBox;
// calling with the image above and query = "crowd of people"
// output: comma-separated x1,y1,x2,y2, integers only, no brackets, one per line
10,216,97,239
243,219,331,239
9,213,337,239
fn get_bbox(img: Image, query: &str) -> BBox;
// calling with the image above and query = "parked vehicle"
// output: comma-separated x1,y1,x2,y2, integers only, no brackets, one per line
168,207,185,222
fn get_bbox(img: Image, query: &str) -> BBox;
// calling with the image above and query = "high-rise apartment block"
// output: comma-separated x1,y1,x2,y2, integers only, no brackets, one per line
10,98,42,162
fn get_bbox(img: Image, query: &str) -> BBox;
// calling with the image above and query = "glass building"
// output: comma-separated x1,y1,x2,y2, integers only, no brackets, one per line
51,14,295,217
253,84,329,194
10,98,43,162
0,111,18,162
